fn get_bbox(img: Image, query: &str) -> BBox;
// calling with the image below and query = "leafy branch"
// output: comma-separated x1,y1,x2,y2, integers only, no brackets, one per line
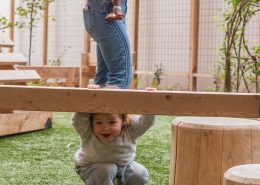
217,0,260,93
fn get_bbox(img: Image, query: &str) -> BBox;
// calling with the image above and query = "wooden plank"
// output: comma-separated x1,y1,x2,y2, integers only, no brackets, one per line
0,35,14,48
15,66,81,87
0,70,41,83
135,70,189,77
0,85,259,117
0,53,28,65
15,66,79,78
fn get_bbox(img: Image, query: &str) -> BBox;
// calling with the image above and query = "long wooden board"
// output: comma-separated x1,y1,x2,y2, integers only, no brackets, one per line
15,66,83,87
0,70,41,83
0,53,28,65
15,66,80,78
0,85,259,117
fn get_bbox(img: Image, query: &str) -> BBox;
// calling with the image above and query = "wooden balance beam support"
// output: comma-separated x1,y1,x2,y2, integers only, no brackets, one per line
0,85,259,117
0,111,52,136
0,70,41,84
0,53,28,66
15,66,85,87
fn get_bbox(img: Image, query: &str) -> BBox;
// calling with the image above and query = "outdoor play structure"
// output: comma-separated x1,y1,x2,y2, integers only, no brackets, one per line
0,85,259,185
5,0,257,91
0,34,51,136
0,0,260,185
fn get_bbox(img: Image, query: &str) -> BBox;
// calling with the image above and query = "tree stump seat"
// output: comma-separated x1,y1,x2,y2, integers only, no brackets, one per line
169,116,260,185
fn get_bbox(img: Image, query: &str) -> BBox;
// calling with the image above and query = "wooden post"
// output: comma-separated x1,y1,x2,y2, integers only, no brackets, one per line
80,32,91,87
9,0,15,53
42,0,49,66
66,67,76,87
131,0,140,89
224,164,260,185
189,0,200,91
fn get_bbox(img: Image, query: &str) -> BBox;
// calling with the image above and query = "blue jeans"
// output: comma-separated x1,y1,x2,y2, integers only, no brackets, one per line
75,161,149,185
83,0,132,89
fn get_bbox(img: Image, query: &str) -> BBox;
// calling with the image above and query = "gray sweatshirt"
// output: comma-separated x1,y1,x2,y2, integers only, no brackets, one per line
72,112,156,167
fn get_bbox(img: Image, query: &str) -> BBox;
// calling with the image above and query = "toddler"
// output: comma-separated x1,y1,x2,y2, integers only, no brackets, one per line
72,111,156,184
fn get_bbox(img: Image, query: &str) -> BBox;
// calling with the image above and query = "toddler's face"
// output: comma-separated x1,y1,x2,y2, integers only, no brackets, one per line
92,113,123,142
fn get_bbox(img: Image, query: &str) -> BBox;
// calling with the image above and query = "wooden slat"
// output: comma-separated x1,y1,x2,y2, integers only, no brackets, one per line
16,66,81,87
15,66,79,78
0,53,28,65
0,85,259,118
0,35,14,48
0,70,41,83
135,70,189,77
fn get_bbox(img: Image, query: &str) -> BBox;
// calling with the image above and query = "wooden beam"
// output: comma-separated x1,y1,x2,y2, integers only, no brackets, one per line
80,32,91,87
0,70,41,83
189,0,200,91
131,0,140,89
0,53,28,65
0,85,259,118
15,66,81,87
42,0,49,65
15,66,79,78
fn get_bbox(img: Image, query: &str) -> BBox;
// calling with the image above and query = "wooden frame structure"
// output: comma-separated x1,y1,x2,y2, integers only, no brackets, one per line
5,0,218,91
0,85,259,118
15,66,81,87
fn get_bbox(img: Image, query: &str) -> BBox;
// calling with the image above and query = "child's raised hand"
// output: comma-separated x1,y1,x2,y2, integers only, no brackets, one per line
87,84,101,89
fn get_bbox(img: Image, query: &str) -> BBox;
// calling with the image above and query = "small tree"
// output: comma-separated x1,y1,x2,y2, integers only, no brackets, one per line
16,0,54,64
0,0,54,64
217,0,260,93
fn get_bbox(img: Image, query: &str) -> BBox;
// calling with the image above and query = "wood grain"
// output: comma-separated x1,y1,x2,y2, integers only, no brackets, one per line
0,85,259,117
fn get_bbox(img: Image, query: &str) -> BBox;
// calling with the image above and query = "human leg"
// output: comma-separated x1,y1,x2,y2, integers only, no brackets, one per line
93,44,109,87
83,0,132,89
119,161,149,185
75,163,118,185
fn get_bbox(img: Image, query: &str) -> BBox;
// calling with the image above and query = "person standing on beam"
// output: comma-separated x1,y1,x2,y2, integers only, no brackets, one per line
83,0,132,89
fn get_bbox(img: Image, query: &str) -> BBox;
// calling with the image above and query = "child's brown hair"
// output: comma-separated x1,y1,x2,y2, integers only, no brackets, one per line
90,113,135,127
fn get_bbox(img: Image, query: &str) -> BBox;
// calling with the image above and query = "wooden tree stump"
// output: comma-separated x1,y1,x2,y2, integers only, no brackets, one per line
169,117,260,185
224,164,260,185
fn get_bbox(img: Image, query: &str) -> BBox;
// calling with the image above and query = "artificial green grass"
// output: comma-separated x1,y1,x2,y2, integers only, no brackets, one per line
0,113,173,185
